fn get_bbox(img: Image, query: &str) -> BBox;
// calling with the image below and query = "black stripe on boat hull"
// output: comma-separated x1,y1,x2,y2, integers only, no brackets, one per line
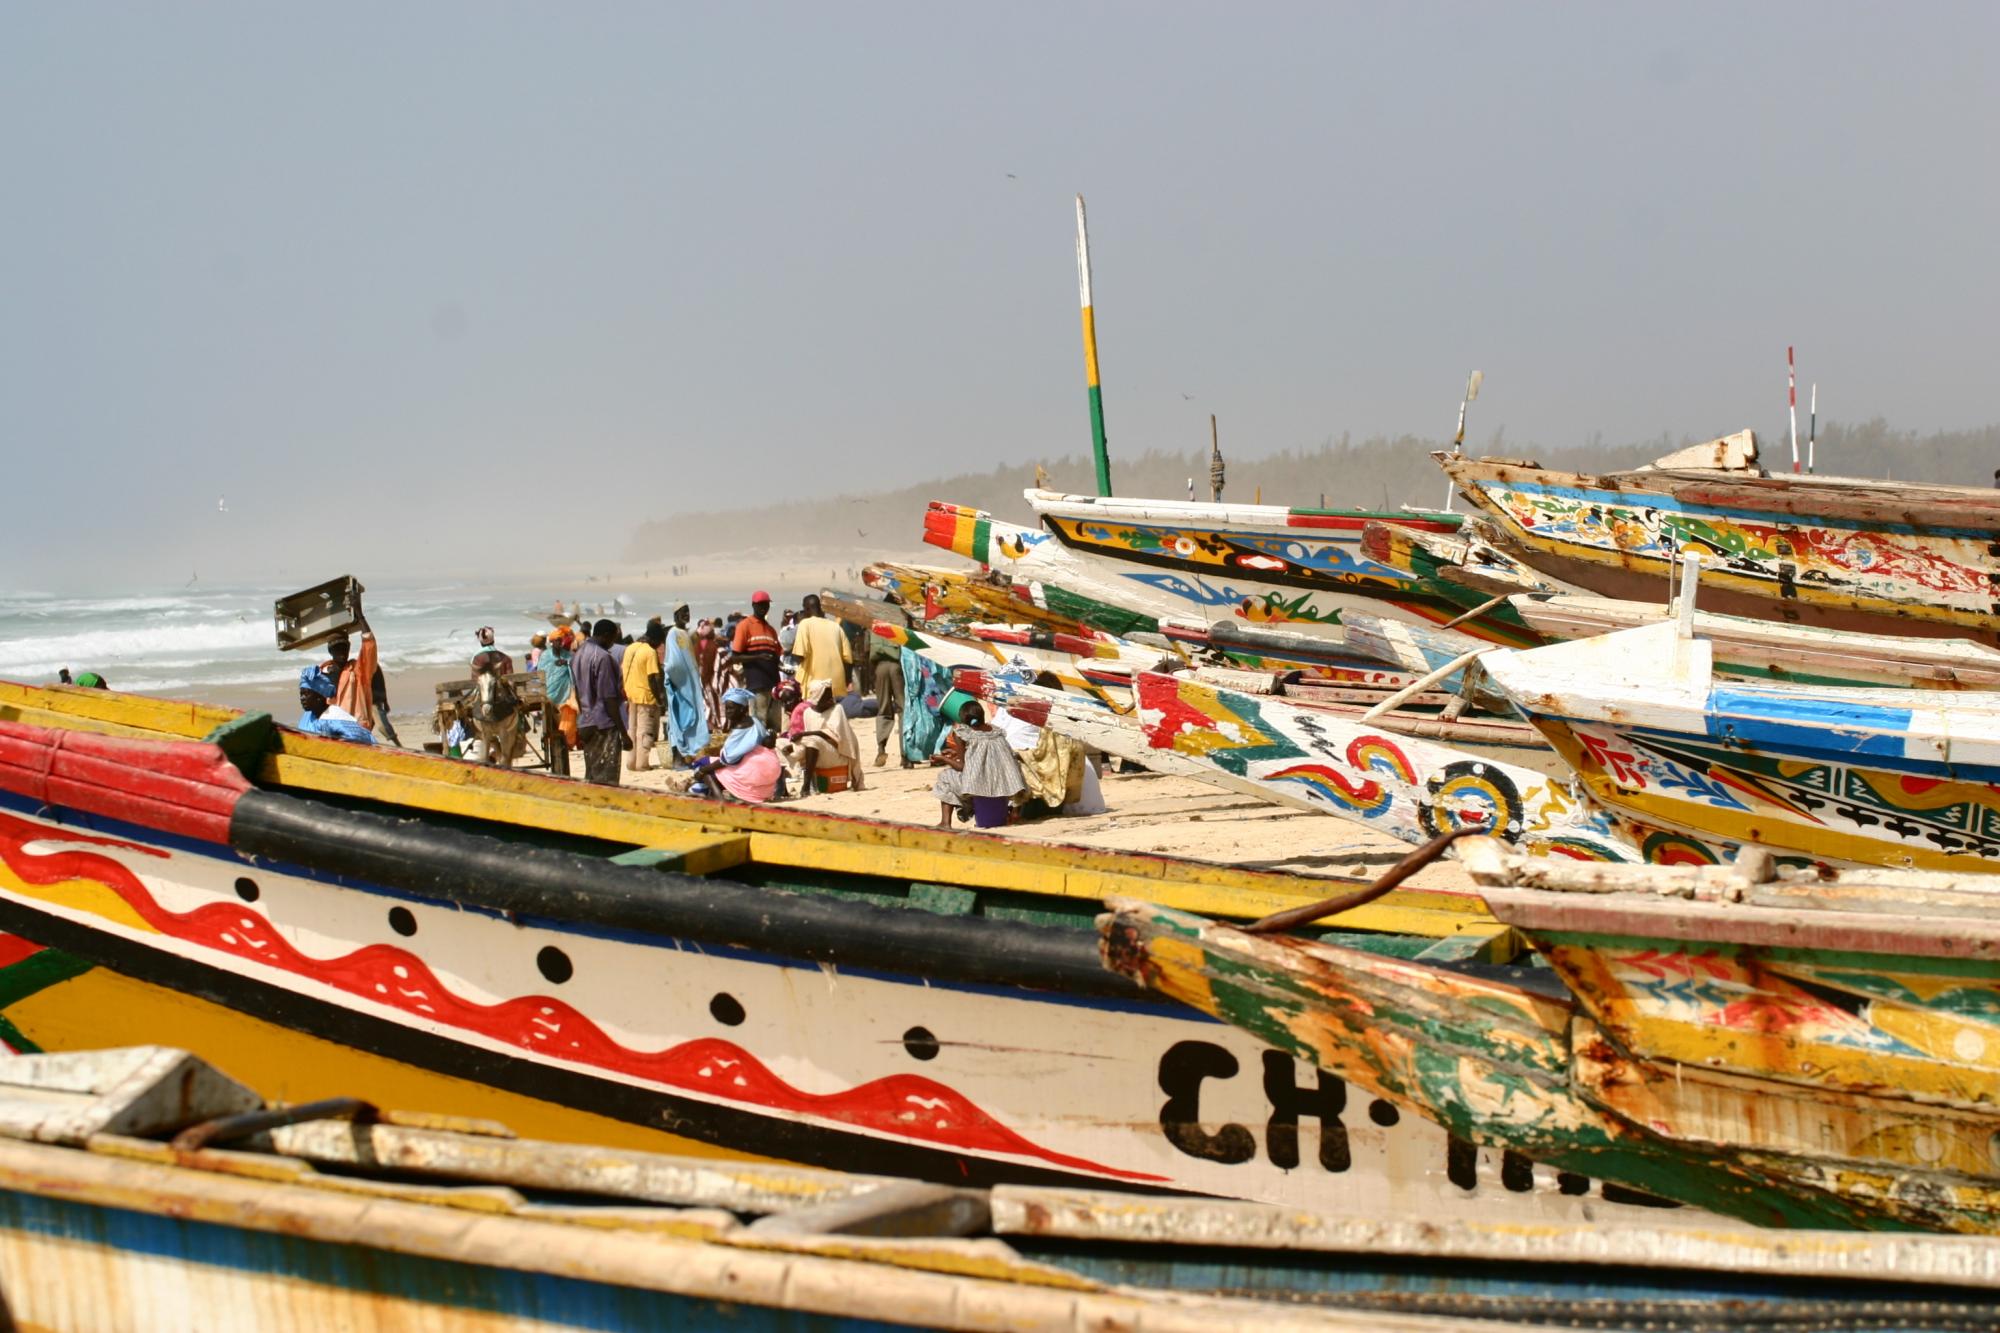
228,789,1141,1001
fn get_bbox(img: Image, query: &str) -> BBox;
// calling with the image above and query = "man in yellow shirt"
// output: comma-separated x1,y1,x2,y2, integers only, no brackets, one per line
621,621,666,772
792,594,852,697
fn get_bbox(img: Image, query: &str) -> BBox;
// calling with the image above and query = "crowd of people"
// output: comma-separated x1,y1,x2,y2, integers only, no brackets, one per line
276,590,1109,828
493,591,895,802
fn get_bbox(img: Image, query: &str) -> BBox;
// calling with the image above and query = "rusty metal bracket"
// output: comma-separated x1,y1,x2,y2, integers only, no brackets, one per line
1244,826,1481,935
170,1097,376,1154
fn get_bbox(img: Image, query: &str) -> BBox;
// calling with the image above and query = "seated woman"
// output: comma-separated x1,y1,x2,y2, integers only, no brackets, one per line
296,666,376,744
780,678,866,796
668,687,781,803
931,698,1023,829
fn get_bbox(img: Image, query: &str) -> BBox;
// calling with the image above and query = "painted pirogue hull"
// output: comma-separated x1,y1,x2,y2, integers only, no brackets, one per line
1510,594,2000,690
0,718,1694,1226
1437,453,2000,645
1127,670,1739,865
1101,869,2000,1233
924,497,1543,649
1483,623,2000,872
861,561,1115,639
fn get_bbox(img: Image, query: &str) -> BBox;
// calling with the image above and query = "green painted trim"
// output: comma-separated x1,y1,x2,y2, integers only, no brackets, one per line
202,712,276,781
1087,385,1111,496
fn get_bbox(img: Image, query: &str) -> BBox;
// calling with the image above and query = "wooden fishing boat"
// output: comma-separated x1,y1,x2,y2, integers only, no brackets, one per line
1435,432,2000,645
1101,837,2000,1233
924,498,1543,648
1369,517,2000,691
1480,620,2000,872
861,560,1118,639
0,688,1699,1225
961,668,1652,861
1127,669,1721,863
12,1044,2000,1329
1511,592,2000,690
1158,616,1469,689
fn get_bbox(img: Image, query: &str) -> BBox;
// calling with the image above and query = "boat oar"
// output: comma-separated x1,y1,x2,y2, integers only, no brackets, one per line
1358,646,1485,722
1244,826,1480,934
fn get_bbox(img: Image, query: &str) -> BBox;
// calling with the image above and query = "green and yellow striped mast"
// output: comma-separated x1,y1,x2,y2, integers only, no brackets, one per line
1075,194,1113,496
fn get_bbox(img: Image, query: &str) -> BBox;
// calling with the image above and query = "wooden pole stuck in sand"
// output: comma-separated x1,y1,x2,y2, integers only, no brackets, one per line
1809,382,1818,475
1788,345,1801,475
1076,195,1113,496
1209,414,1225,502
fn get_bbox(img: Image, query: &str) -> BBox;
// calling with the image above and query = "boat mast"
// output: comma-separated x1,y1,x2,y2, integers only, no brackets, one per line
1076,195,1113,496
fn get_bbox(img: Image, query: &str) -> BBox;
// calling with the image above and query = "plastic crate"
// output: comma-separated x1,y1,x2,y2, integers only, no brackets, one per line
273,577,366,653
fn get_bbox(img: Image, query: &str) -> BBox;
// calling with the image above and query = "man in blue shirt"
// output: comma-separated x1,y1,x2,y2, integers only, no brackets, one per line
297,666,376,744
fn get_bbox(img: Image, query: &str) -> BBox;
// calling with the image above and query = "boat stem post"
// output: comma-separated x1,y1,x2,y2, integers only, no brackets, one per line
1076,195,1113,496
1676,551,1702,639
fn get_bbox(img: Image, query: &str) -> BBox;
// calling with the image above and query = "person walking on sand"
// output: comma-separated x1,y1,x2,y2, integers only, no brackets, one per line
868,631,907,769
792,594,852,697
729,593,784,736
571,619,630,785
621,621,665,772
662,605,708,765
694,618,721,720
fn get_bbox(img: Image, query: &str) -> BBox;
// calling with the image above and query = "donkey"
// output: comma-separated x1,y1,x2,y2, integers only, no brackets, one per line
470,666,525,768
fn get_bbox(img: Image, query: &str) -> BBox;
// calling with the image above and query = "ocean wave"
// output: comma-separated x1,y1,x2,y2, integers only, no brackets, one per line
0,618,275,674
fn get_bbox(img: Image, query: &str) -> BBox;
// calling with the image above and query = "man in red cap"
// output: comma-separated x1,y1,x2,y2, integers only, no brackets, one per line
729,591,784,735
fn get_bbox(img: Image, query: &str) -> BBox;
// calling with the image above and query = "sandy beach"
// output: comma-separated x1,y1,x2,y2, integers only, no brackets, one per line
615,745,1473,893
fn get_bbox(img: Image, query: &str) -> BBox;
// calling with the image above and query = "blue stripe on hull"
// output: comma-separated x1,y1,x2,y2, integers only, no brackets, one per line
1705,687,1918,762
0,1187,902,1331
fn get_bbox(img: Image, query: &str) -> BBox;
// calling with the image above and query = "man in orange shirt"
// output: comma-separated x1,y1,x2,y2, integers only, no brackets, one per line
729,592,784,736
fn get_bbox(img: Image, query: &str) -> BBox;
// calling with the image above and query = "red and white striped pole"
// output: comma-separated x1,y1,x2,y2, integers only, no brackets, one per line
1787,346,1800,474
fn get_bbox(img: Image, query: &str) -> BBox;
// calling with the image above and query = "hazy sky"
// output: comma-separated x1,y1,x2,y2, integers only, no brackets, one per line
4,3,1996,587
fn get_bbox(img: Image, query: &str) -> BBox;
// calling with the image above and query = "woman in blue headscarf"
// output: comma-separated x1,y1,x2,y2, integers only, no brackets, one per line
662,605,709,764
296,666,376,744
668,687,779,802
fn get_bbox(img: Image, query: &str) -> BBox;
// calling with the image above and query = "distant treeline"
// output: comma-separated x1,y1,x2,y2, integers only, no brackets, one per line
625,417,2000,560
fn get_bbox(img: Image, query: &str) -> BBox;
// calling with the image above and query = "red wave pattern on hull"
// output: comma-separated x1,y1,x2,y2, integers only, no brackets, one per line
0,810,1163,1182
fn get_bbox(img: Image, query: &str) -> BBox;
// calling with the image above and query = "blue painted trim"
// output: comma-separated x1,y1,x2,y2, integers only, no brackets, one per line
1706,687,1914,760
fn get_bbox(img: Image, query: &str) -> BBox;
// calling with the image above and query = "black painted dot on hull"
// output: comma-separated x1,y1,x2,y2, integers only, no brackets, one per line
388,907,417,937
709,993,745,1026
1368,1099,1400,1127
537,946,573,984
234,878,259,902
902,1027,940,1061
